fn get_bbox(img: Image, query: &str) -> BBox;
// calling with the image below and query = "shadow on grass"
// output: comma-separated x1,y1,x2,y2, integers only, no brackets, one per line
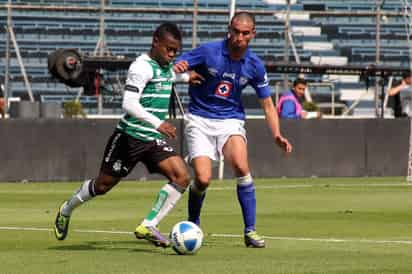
48,240,166,254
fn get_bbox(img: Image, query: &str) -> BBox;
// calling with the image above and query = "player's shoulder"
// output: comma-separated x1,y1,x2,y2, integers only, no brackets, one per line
129,54,153,72
245,50,265,67
243,50,266,77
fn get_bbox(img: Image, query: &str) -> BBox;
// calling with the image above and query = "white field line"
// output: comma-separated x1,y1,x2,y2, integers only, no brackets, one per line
211,233,412,245
211,183,412,191
1,226,412,245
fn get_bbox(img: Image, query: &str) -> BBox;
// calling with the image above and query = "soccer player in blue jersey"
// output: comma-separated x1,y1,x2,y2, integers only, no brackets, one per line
174,12,293,248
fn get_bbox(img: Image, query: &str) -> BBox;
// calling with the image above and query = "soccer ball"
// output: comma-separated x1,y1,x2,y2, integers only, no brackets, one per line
170,221,203,255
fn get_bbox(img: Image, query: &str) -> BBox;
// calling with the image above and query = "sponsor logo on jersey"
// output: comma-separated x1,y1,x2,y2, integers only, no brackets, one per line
215,81,232,97
240,77,249,86
163,146,174,152
222,72,236,80
208,67,218,77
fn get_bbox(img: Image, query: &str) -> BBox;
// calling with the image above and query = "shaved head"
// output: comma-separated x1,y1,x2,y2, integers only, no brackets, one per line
230,12,255,28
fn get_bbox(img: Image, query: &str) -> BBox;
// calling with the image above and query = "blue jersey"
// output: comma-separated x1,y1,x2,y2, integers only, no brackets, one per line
177,39,271,120
278,90,302,119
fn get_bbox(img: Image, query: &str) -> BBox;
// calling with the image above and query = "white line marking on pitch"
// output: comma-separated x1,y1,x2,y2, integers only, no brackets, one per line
211,183,412,191
1,226,412,245
211,233,412,245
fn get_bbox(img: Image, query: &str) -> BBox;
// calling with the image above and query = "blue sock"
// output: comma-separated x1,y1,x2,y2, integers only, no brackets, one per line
188,183,206,226
236,175,256,233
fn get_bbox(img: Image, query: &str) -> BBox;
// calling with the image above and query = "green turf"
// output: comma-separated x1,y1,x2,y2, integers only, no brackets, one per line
1,177,412,274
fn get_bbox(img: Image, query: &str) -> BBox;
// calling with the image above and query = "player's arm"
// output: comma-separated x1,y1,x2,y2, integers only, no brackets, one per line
251,59,292,153
388,80,407,96
122,62,176,138
259,97,292,153
173,45,207,73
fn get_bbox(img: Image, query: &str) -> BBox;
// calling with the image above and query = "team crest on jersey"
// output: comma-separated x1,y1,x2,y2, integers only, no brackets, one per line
215,81,232,97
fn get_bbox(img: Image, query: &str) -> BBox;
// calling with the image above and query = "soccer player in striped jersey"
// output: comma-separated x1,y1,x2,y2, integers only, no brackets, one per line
174,12,292,248
54,23,201,248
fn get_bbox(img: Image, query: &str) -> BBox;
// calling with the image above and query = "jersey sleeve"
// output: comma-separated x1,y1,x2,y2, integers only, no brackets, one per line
122,59,162,128
124,60,153,94
176,44,206,69
250,59,272,99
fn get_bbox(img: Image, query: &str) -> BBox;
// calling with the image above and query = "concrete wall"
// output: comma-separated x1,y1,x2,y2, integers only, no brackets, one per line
0,118,409,181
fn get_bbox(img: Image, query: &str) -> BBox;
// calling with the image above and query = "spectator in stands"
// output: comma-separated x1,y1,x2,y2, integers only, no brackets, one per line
173,11,292,248
0,84,5,119
388,72,412,117
53,23,202,248
277,78,321,119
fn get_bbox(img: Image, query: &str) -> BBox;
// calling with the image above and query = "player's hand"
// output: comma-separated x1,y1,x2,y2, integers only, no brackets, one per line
275,135,292,153
173,61,189,73
157,121,177,139
189,71,204,85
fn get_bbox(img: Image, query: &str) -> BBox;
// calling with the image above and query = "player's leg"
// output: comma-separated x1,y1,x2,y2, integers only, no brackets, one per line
222,135,265,248
188,156,212,225
54,173,121,241
135,140,189,248
54,130,128,241
139,155,190,228
185,116,217,226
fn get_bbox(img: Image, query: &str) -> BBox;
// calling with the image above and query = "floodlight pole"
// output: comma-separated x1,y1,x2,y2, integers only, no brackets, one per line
95,0,106,115
4,0,34,104
192,0,198,48
4,0,11,116
375,0,382,117
283,0,291,91
229,0,236,20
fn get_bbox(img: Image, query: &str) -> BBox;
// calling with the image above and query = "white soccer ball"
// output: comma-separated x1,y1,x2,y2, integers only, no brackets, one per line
170,221,203,255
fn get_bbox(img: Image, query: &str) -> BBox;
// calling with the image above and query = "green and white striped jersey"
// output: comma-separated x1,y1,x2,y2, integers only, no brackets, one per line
117,54,176,142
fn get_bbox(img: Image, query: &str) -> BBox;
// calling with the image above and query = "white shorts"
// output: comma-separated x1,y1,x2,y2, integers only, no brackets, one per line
185,113,246,162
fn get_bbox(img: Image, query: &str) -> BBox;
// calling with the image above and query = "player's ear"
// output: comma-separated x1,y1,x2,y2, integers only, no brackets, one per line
251,28,256,38
152,36,159,47
227,25,231,39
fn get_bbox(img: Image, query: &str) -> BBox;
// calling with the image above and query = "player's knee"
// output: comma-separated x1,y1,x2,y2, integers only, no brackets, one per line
174,170,191,188
94,176,119,195
94,183,110,195
232,165,249,178
194,175,211,190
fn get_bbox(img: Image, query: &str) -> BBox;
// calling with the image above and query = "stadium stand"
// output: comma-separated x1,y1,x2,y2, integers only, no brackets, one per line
0,0,409,116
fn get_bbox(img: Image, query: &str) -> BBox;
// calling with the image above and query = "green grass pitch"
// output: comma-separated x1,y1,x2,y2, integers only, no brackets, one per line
1,177,412,274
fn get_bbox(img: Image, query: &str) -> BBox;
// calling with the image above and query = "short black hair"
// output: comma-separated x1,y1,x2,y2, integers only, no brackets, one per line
293,78,307,87
153,23,182,42
230,11,255,27
402,71,412,79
